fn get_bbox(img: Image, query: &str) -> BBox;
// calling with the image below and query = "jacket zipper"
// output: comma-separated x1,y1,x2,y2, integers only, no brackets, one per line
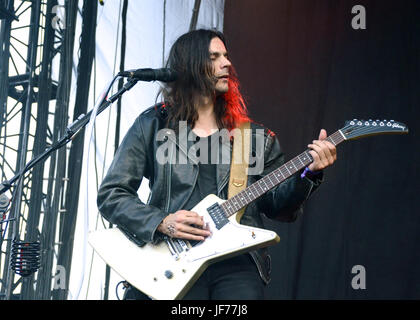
218,172,230,196
165,141,175,212
165,133,199,212
177,164,199,211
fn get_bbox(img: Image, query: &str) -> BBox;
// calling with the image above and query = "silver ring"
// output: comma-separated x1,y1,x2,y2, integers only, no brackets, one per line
167,224,175,236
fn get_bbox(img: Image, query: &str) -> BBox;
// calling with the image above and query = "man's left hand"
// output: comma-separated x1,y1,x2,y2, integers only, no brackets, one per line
307,129,337,172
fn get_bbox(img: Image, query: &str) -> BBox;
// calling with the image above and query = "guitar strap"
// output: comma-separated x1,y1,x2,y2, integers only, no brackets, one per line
228,121,251,223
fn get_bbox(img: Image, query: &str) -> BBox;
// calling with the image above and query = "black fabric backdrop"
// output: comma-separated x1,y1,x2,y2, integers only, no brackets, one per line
224,0,419,299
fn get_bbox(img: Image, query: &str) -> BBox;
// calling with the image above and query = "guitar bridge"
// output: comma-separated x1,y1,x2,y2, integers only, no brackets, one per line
207,203,229,230
164,237,189,260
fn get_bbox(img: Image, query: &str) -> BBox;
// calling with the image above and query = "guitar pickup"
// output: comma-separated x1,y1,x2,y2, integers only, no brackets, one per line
207,203,229,230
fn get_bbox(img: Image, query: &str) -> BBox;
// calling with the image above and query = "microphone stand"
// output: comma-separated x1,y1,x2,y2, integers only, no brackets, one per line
0,77,138,196
0,76,138,300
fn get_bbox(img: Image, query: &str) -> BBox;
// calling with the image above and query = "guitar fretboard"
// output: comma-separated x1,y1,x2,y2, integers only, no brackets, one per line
220,130,345,217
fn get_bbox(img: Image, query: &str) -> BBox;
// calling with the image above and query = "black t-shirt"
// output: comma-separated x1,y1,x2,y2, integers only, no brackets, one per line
184,131,220,210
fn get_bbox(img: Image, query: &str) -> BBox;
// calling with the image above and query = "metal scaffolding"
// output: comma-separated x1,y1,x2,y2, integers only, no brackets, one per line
0,0,209,300
0,0,96,300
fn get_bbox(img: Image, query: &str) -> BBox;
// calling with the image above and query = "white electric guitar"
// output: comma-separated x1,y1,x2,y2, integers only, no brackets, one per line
88,119,408,300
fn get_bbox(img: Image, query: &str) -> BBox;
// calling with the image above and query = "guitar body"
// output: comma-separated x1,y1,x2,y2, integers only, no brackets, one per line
88,194,280,300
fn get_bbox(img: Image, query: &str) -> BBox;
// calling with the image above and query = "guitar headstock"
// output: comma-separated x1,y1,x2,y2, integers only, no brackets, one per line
340,119,409,140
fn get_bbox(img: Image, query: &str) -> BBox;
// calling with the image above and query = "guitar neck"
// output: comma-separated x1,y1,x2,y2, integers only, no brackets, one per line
220,130,345,218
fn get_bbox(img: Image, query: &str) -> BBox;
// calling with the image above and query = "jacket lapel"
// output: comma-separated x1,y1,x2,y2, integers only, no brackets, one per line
216,132,232,196
166,124,232,198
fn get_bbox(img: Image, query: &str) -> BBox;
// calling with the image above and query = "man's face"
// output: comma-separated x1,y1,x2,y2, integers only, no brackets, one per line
209,37,231,95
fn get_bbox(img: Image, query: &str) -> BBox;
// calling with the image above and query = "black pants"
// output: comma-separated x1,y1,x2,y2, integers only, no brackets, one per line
123,254,265,300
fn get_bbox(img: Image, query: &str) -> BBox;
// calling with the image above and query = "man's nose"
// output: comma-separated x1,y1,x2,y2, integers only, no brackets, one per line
221,56,231,68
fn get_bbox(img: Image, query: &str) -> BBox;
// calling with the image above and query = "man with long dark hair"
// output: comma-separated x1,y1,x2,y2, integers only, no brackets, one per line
97,29,337,299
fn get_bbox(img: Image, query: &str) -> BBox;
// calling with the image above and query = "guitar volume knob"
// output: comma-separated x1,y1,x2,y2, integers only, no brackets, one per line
164,270,174,279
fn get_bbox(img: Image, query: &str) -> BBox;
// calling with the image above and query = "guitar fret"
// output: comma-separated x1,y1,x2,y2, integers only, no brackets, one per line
256,181,263,192
291,159,299,171
224,201,233,214
328,132,342,146
235,195,241,210
252,183,260,197
271,171,280,184
297,154,306,167
250,184,259,195
281,166,289,178
297,158,304,168
268,176,275,187
285,164,292,175
235,198,241,209
261,179,269,191
338,130,347,142
257,180,265,193
235,195,242,207
248,188,256,200
267,173,275,187
304,151,312,164
333,133,340,144
256,182,264,196
279,169,285,180
248,186,258,201
239,192,245,202
241,189,251,203
228,200,234,212
239,192,247,205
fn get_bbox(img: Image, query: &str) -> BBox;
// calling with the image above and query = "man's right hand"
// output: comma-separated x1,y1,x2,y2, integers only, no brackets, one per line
157,210,211,241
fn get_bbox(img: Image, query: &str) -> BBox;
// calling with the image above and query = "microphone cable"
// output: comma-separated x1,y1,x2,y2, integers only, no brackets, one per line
10,239,41,277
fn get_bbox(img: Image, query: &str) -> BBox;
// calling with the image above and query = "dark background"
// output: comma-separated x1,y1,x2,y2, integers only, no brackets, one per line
224,0,419,299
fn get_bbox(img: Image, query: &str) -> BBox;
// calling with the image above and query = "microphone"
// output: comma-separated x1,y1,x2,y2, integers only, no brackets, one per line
119,68,177,82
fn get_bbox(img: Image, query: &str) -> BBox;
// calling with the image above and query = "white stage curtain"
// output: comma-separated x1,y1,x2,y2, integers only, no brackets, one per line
68,0,224,300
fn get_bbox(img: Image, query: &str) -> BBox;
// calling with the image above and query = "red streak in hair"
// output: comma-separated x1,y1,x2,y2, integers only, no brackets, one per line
222,71,250,130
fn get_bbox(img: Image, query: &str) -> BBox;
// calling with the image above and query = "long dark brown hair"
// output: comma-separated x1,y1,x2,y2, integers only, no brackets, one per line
160,29,249,130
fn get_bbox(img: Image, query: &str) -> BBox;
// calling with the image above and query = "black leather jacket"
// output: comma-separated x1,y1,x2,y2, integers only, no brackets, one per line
97,104,322,284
